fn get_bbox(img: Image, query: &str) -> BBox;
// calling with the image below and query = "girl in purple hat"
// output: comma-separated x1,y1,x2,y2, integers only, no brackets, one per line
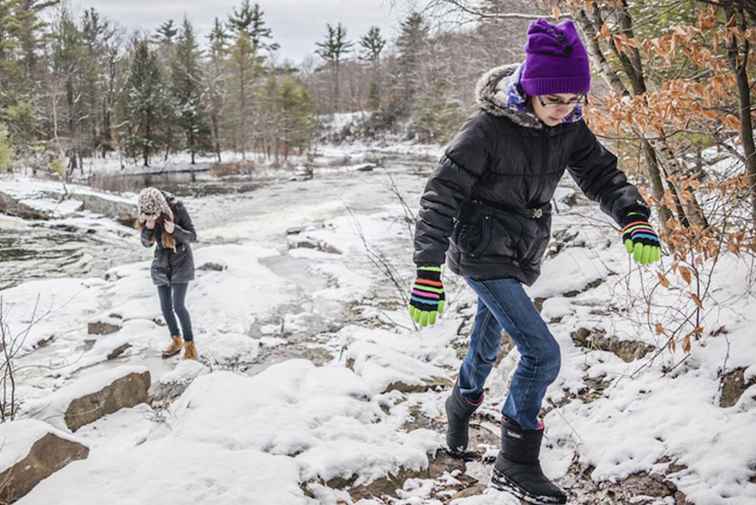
408,18,662,504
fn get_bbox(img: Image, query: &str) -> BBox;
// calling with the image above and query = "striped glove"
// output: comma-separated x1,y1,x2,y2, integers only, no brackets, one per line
409,266,445,327
622,211,661,265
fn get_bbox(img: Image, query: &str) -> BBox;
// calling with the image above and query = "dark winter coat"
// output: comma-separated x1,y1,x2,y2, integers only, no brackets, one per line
413,65,649,285
141,193,197,286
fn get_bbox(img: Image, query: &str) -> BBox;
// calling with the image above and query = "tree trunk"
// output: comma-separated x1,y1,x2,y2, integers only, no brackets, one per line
143,121,151,167
724,3,756,234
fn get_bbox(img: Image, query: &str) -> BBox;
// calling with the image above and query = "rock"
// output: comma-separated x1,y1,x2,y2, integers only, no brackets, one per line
0,419,89,503
563,278,604,297
0,190,51,220
87,318,122,335
150,360,208,407
326,449,466,501
449,483,488,500
68,192,137,226
64,369,149,431
197,261,227,271
287,236,342,255
26,366,150,432
719,367,756,408
106,343,132,360
571,327,655,363
384,376,454,394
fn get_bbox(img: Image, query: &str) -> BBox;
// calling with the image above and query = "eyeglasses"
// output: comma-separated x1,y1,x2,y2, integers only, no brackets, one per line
537,95,586,108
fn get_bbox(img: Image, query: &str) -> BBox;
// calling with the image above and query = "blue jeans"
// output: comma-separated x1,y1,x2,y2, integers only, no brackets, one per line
458,277,561,430
157,283,194,342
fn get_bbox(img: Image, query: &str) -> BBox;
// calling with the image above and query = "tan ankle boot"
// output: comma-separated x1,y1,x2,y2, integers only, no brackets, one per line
183,341,198,360
162,335,183,359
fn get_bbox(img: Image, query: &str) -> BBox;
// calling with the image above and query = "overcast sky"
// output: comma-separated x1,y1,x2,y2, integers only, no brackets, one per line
72,0,413,64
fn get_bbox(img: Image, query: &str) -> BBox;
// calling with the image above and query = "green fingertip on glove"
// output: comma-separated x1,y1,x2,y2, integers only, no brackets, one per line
625,239,662,265
408,265,445,327
621,211,662,266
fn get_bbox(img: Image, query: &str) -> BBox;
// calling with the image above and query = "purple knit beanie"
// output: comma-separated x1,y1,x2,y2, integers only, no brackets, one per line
520,19,591,96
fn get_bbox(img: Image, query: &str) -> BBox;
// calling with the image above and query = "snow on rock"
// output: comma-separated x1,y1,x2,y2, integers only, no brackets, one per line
168,360,441,486
528,247,610,299
344,340,451,395
547,364,756,504
1,277,104,352
0,419,89,503
0,177,137,222
18,438,312,505
201,332,261,365
24,365,150,431
150,360,209,406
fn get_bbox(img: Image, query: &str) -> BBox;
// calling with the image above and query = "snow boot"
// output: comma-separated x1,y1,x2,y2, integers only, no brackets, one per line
445,383,483,456
182,340,198,360
490,416,567,504
161,335,183,359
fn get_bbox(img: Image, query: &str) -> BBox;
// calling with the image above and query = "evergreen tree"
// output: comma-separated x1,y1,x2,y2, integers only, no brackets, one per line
123,38,169,166
154,18,179,158
51,6,85,175
81,7,112,155
359,26,385,63
227,30,257,159
206,17,228,162
172,17,210,164
278,76,315,158
227,0,278,53
225,0,277,159
359,25,385,110
315,22,353,112
155,19,177,43
394,11,429,114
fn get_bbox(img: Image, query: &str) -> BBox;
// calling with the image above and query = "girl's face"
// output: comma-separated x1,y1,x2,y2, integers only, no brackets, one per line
531,93,584,126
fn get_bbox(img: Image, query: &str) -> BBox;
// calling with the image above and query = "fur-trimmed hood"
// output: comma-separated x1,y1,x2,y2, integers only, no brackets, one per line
474,64,584,129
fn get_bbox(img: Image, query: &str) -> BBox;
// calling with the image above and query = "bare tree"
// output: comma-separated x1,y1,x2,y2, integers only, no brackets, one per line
0,296,49,423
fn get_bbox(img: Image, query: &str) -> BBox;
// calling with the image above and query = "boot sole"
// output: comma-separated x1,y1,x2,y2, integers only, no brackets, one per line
161,349,181,359
491,468,567,504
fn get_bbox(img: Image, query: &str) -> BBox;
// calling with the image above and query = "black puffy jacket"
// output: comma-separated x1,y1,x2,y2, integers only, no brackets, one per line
413,65,648,285
141,192,197,286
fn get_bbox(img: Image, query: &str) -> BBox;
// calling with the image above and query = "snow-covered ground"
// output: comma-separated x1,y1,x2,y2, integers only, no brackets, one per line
1,144,755,505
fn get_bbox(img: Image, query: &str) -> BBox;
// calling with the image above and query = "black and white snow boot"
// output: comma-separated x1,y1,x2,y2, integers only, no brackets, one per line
445,383,482,457
490,416,567,504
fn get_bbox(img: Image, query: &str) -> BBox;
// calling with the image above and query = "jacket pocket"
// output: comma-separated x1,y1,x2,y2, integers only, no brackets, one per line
453,203,491,258
520,215,552,266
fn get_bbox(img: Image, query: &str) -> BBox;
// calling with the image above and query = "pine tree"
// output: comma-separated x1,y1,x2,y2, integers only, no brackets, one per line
315,22,353,112
81,7,112,156
359,26,385,63
206,17,228,162
226,0,277,160
123,38,169,166
394,12,430,116
359,26,385,110
153,19,179,159
278,76,315,159
51,6,85,176
172,17,210,164
227,0,278,53
155,19,177,43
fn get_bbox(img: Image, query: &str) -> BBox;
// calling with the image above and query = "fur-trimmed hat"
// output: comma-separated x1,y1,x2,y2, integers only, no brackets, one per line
137,187,174,224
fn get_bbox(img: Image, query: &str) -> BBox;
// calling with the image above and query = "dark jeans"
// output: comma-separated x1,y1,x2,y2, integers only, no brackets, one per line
458,277,561,430
157,283,194,342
